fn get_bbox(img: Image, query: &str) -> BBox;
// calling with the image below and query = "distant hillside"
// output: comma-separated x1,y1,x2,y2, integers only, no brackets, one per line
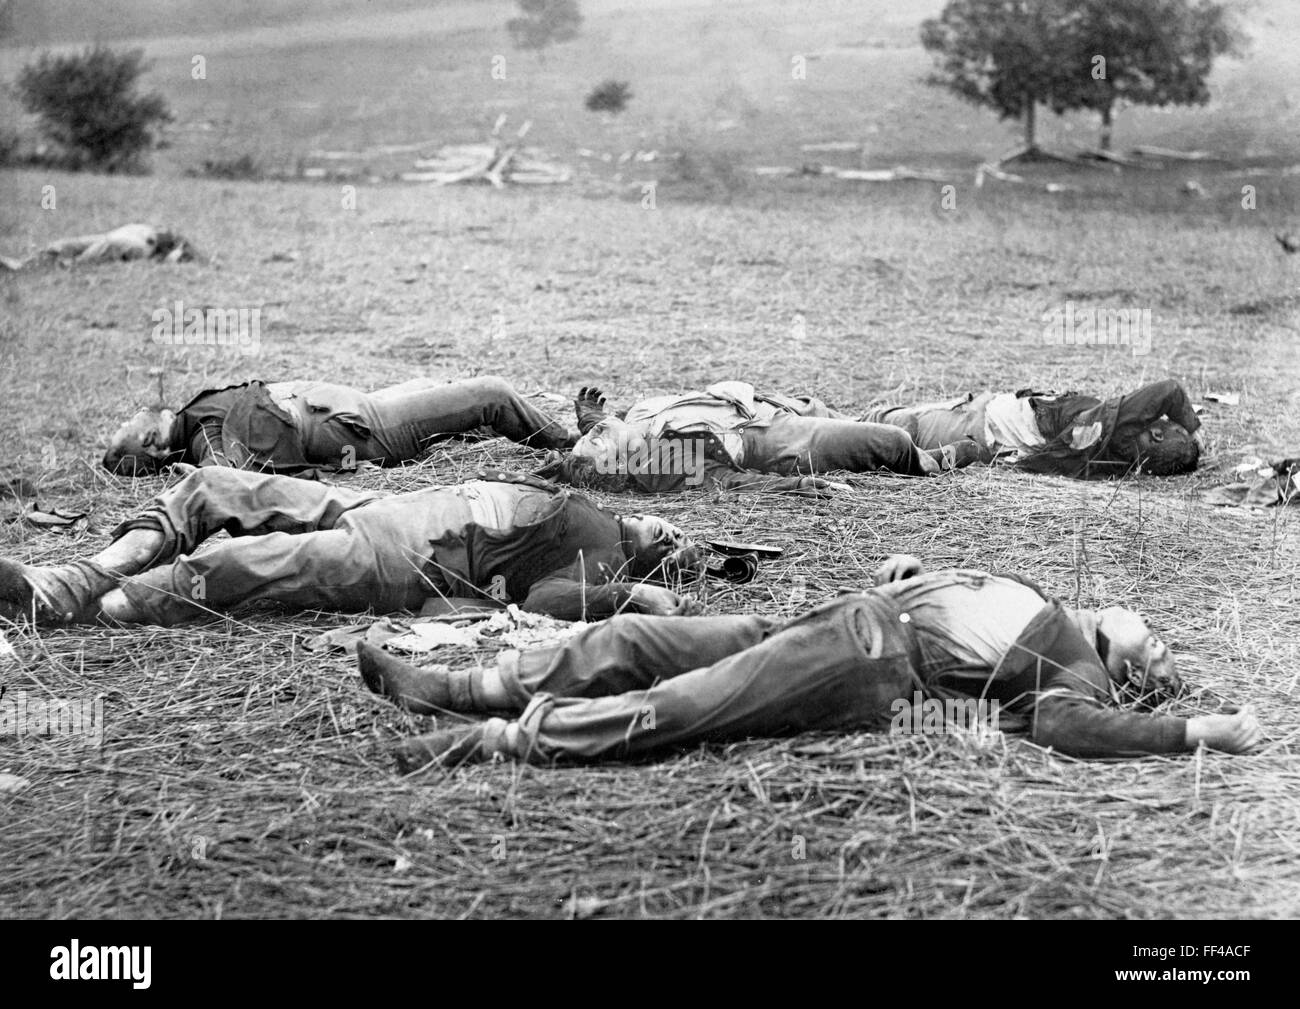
2,0,1296,177
1,0,445,45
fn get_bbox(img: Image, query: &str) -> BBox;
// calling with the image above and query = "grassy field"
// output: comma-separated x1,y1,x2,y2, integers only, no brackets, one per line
1,0,1299,919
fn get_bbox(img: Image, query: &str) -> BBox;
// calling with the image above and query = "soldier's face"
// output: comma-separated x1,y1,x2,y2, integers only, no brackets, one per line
572,417,647,472
622,515,699,578
104,410,173,472
1136,421,1177,451
623,514,688,555
1097,606,1182,698
1134,420,1196,473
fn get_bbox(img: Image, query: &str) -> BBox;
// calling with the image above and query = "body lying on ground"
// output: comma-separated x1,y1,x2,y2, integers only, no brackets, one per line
0,223,201,271
544,381,980,494
862,379,1201,478
104,376,575,476
0,469,700,626
362,553,1261,768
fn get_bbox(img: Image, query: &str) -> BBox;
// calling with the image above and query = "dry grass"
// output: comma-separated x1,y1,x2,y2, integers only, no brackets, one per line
1,157,1298,918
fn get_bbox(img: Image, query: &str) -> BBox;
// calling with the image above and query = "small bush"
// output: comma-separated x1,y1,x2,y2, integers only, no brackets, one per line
194,153,263,181
585,80,632,114
666,147,751,202
15,45,171,173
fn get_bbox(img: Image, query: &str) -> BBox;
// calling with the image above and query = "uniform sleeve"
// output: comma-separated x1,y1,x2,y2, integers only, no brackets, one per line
1029,690,1188,758
190,420,235,467
626,459,818,495
520,576,639,620
1115,379,1200,434
704,463,827,496
1010,612,1188,758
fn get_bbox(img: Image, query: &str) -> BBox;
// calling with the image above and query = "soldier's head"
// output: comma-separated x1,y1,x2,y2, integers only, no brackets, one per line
103,407,176,475
550,416,643,491
621,514,703,583
1134,420,1198,475
1095,606,1183,700
565,416,650,483
152,229,202,263
553,453,635,492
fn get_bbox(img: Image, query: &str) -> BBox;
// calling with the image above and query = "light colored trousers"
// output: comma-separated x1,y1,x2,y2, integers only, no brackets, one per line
112,469,471,624
484,594,922,761
860,393,997,458
741,414,934,476
279,375,571,466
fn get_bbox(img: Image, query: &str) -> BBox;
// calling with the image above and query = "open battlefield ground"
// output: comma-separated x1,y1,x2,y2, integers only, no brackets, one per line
1,0,1298,918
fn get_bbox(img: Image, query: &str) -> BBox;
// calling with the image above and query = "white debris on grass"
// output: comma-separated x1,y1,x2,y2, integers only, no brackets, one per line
332,605,590,655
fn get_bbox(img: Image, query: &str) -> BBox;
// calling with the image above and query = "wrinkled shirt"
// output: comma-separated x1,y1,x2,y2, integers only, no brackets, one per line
624,381,781,466
865,571,1189,757
874,570,1048,675
982,393,1046,455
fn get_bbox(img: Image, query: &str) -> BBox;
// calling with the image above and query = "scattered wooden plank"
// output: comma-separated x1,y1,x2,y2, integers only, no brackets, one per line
800,141,862,153
1130,145,1218,161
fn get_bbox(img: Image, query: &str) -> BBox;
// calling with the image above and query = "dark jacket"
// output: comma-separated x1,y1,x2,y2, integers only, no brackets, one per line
1019,379,1200,478
426,472,654,621
919,577,1187,758
171,382,312,472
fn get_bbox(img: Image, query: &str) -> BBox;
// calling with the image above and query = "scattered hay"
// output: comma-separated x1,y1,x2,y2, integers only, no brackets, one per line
1,431,1296,918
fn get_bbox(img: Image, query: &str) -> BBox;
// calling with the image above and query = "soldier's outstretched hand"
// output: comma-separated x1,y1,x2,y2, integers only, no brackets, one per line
629,584,700,616
574,387,610,434
791,477,851,499
873,554,924,586
576,386,606,409
1186,706,1263,753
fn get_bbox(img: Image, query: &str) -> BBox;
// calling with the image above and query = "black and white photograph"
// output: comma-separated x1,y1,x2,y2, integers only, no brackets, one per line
0,0,1296,943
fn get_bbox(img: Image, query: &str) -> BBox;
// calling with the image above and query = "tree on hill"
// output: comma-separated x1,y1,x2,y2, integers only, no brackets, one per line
920,0,1078,154
508,0,582,63
1066,0,1240,150
16,45,171,172
921,0,1240,156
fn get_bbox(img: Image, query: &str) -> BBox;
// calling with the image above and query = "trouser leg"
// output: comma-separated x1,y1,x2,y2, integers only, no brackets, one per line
116,526,421,626
363,613,776,716
495,613,780,705
365,376,572,458
483,596,922,761
862,395,995,457
858,404,922,441
742,414,932,476
108,468,379,566
113,487,467,625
